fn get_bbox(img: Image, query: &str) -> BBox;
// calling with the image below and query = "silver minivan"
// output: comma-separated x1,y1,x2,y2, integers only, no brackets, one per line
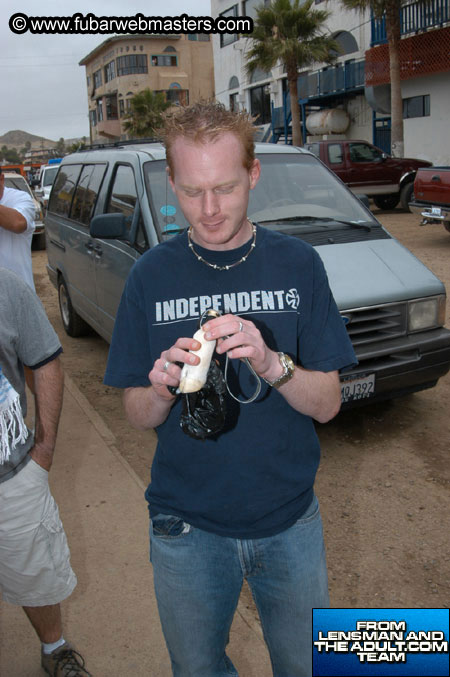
45,141,450,408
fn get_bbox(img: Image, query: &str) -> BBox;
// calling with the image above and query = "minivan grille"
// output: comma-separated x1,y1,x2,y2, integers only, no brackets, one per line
342,303,407,347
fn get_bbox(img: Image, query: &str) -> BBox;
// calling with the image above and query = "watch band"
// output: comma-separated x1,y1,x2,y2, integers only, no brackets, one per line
263,352,295,389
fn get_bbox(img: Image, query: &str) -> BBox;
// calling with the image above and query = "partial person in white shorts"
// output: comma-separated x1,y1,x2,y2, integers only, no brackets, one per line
0,267,91,676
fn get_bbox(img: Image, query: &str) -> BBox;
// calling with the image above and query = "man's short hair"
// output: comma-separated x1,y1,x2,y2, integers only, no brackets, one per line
161,101,256,175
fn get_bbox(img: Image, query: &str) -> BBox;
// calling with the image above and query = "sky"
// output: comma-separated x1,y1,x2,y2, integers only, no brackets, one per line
2,0,212,143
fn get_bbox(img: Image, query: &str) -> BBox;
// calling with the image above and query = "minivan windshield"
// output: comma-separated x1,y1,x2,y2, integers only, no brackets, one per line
144,152,377,241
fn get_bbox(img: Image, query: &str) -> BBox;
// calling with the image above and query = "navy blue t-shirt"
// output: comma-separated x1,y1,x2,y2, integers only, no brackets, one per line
104,225,356,538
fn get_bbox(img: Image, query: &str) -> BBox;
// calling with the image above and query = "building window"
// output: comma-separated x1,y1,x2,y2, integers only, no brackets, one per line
230,92,239,111
220,5,239,47
105,94,118,120
96,98,104,122
151,54,177,67
333,30,359,55
90,109,97,127
403,94,430,119
104,60,116,83
93,69,102,88
188,34,210,41
157,87,189,106
243,0,269,20
119,99,125,117
249,84,271,124
116,54,148,76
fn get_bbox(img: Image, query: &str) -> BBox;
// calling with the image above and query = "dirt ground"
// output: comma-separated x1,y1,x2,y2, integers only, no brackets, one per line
31,208,450,617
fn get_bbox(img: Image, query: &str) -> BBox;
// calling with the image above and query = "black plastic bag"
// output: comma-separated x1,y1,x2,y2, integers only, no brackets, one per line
179,360,227,440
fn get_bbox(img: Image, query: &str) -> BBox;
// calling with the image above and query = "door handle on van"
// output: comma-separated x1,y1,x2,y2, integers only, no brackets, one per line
93,244,103,257
84,241,94,252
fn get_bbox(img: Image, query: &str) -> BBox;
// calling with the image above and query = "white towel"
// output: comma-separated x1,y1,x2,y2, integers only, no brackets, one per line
0,366,28,464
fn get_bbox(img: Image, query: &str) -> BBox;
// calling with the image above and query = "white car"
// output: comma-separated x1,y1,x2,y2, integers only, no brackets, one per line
3,172,46,249
34,163,60,212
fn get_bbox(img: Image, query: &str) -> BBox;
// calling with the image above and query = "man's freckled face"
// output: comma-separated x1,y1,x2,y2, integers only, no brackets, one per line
168,132,260,251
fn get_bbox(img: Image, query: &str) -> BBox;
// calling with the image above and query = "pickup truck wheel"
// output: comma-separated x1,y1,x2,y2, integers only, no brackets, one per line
373,194,400,210
400,182,414,212
58,276,90,337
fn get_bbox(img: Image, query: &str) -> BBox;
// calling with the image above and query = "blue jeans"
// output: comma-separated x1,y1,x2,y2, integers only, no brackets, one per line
150,495,329,677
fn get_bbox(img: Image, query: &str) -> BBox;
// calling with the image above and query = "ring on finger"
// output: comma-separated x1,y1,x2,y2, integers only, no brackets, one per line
163,360,171,372
238,321,244,333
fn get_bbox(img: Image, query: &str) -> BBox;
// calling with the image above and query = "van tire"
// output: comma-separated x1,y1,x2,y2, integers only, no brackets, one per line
58,276,90,337
373,194,400,210
400,182,414,212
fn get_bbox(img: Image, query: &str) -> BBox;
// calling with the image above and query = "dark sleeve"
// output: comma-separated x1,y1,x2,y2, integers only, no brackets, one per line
104,269,154,388
298,250,357,373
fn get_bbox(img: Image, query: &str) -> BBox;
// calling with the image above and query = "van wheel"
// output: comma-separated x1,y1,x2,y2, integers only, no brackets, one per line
58,277,90,337
373,194,400,210
400,182,414,212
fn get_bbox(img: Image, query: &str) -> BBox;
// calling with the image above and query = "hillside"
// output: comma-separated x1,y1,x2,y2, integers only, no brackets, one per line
0,130,56,149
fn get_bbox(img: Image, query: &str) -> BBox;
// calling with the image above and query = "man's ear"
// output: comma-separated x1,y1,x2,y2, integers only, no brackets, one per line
249,158,261,190
166,166,175,191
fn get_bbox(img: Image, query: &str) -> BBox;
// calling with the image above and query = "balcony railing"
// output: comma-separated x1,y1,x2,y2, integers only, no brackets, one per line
298,59,365,101
371,0,449,45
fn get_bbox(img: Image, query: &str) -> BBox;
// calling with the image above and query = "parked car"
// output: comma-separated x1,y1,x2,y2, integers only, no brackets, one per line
304,139,432,211
409,166,450,234
45,142,450,408
3,172,46,249
34,160,61,213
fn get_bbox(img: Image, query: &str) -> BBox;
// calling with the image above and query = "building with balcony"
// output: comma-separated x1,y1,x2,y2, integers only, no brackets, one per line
79,34,214,143
211,0,450,163
366,0,450,163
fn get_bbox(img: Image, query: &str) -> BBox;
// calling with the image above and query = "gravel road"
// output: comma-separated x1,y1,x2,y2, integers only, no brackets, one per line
32,207,450,613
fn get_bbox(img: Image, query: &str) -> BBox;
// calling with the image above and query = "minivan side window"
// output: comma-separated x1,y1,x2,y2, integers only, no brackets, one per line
71,164,106,226
48,164,82,217
107,165,138,231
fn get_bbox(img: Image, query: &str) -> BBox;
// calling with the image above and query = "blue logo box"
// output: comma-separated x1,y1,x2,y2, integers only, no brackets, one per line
313,608,449,676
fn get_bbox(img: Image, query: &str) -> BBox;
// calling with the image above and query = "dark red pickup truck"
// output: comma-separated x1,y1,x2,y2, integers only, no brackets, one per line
304,139,431,211
409,167,450,234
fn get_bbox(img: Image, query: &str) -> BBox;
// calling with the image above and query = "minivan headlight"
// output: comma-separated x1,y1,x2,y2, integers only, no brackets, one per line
408,295,446,332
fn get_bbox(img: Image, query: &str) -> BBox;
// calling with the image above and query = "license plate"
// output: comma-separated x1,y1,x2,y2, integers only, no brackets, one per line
341,373,375,403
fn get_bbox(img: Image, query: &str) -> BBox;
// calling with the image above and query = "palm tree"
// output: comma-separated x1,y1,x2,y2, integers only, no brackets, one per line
244,0,339,147
123,89,171,139
340,0,405,157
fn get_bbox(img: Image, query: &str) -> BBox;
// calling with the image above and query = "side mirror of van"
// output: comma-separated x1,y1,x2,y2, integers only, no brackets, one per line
90,213,128,239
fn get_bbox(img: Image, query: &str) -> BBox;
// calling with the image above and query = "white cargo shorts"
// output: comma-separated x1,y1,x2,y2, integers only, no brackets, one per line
0,458,77,606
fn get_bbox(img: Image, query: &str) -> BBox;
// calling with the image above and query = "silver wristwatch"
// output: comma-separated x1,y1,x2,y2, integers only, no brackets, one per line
263,352,295,389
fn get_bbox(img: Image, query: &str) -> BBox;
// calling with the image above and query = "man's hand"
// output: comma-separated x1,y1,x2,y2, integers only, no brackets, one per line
202,313,341,423
201,313,281,381
123,336,202,431
149,336,202,399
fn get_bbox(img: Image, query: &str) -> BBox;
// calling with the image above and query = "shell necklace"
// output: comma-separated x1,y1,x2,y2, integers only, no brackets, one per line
187,221,256,271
